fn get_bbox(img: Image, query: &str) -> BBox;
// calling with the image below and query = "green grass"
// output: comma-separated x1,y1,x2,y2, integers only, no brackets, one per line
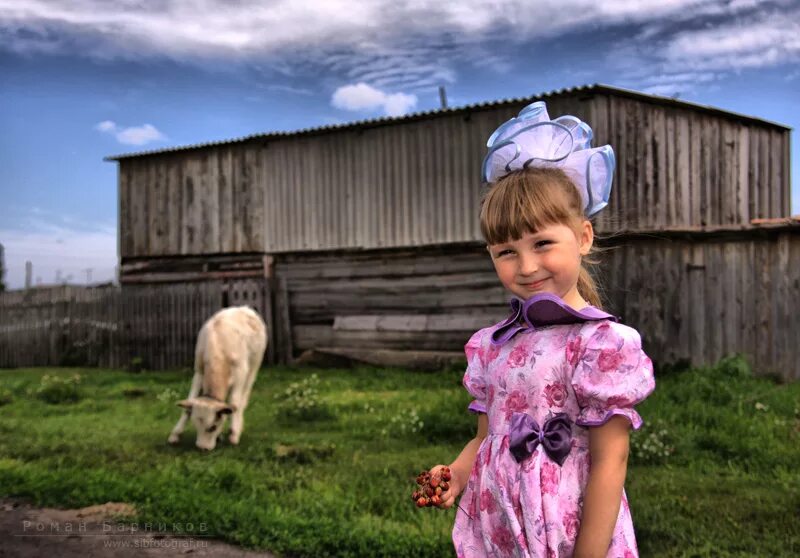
0,356,798,557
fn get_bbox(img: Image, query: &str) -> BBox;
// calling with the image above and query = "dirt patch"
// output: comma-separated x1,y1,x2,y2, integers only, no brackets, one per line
0,498,277,558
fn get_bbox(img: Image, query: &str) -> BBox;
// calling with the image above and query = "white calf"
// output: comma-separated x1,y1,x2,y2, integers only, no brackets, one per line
168,306,267,450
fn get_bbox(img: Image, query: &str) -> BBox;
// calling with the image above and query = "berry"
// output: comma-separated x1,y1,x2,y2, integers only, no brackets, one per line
412,468,452,510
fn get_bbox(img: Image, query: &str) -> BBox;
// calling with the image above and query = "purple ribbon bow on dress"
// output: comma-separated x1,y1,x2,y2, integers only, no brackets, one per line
490,292,618,346
509,412,573,466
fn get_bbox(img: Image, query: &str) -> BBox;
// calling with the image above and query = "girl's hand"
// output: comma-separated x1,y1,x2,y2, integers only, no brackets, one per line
428,464,464,509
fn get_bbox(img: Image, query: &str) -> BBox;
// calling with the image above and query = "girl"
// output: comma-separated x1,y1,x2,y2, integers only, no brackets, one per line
427,102,655,557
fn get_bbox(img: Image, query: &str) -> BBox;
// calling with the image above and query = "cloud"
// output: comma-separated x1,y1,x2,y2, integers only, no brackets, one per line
95,120,166,145
0,216,117,289
331,82,417,116
2,0,783,92
637,71,720,97
662,11,800,71
2,1,797,96
609,2,799,96
95,120,115,132
262,84,314,96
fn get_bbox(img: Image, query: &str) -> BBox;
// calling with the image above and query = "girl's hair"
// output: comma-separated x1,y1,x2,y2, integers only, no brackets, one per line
479,167,605,309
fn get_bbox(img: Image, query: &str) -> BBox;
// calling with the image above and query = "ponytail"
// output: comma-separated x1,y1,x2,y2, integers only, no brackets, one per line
577,266,603,310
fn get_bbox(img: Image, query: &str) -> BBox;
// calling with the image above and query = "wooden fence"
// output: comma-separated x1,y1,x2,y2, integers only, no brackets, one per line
0,286,117,368
0,279,273,370
1,224,798,380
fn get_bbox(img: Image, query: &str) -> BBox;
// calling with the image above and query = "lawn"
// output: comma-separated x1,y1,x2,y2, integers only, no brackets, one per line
0,356,798,557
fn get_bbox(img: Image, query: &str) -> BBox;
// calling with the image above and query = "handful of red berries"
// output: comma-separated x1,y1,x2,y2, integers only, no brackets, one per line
412,467,452,508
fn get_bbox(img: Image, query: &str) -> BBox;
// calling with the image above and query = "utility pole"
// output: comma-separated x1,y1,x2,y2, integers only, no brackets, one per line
25,261,33,290
439,86,448,109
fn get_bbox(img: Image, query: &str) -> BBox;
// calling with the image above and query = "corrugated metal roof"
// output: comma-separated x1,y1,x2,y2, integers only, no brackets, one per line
104,83,791,161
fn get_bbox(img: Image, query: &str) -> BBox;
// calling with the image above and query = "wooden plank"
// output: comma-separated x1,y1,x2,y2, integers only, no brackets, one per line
616,97,630,229
291,284,507,322
727,242,740,358
789,233,800,380
165,158,181,256
275,248,495,280
129,161,144,256
769,130,781,218
676,115,691,228
720,243,734,358
721,122,736,224
294,324,479,351
676,243,691,362
747,126,758,221
202,151,220,254
333,313,505,332
699,117,711,226
754,235,771,374
712,119,724,225
152,159,169,255
688,116,701,226
774,233,790,376
664,111,676,226
217,149,233,253
245,145,264,251
687,243,705,365
758,129,769,219
710,243,724,364
781,130,791,217
182,155,197,254
275,276,293,363
121,270,264,284
633,101,645,229
737,127,750,224
290,271,498,293
653,107,667,228
118,164,132,258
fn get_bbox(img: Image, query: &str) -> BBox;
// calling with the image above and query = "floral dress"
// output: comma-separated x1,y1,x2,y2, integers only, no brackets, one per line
452,305,656,558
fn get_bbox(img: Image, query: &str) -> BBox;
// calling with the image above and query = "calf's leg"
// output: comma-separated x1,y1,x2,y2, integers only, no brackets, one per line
168,370,202,444
227,365,250,445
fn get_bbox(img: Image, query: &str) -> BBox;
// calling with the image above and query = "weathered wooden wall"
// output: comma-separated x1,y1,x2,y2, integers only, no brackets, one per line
114,86,791,259
590,94,791,231
599,226,799,378
0,286,120,368
0,279,273,370
2,225,797,379
273,225,800,381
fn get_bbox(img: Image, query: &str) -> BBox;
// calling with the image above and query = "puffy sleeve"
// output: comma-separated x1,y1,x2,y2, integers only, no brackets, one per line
463,329,489,414
570,321,655,430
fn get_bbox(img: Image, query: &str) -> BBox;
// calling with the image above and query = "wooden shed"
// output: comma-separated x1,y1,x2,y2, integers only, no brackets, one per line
103,83,798,379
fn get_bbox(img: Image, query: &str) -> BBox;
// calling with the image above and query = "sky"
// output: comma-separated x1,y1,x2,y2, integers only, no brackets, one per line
0,0,798,290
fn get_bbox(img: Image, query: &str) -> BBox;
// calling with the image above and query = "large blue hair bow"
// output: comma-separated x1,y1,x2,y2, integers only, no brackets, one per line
481,101,616,217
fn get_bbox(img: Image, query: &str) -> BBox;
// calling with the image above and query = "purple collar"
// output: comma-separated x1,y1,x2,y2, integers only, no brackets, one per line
490,292,618,346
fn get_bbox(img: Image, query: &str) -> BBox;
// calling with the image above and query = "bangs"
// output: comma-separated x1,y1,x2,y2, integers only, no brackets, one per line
479,169,581,245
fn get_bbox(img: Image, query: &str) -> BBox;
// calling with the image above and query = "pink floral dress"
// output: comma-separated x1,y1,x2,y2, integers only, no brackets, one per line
453,314,656,557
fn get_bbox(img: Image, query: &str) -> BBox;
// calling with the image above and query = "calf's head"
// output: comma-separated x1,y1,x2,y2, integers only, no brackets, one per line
177,397,234,450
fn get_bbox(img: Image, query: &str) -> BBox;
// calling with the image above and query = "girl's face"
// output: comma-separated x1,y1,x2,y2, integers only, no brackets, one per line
487,221,593,309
